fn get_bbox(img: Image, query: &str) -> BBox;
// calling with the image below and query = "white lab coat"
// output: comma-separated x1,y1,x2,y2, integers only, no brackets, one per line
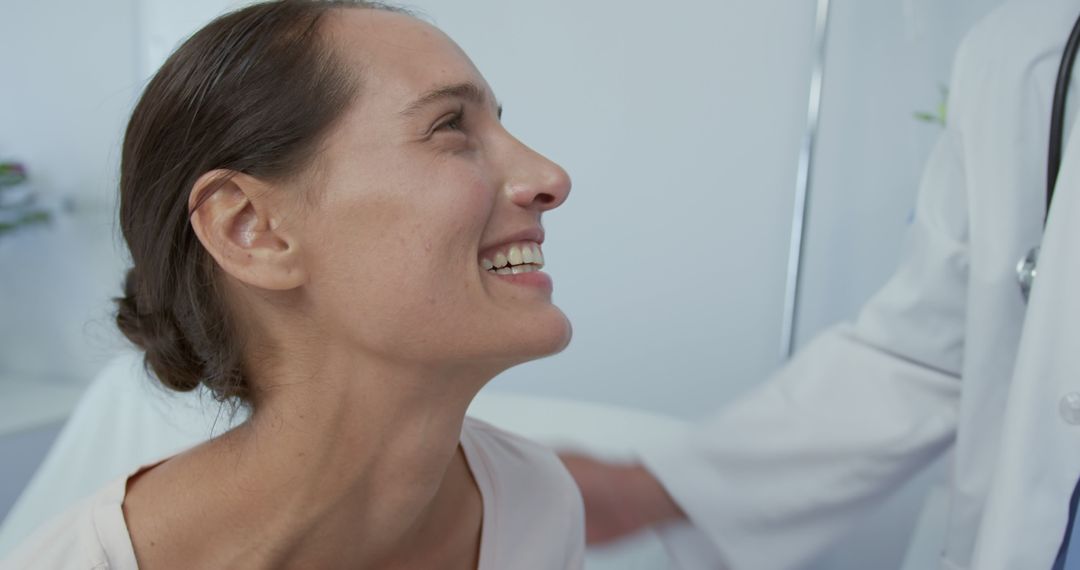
640,1,1080,569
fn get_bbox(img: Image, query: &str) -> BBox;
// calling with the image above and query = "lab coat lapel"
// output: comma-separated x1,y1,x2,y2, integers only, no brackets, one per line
971,109,1080,570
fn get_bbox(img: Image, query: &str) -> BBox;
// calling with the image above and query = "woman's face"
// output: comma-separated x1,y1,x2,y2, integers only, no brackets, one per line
290,9,572,372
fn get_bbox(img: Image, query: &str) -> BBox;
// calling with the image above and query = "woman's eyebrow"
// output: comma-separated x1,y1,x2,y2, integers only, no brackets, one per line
399,81,502,118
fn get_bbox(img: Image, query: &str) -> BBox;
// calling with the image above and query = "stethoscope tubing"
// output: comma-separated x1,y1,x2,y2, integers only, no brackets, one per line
1016,10,1080,303
1047,10,1080,223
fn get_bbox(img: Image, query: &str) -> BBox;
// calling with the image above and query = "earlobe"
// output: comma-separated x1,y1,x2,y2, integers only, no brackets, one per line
188,170,307,291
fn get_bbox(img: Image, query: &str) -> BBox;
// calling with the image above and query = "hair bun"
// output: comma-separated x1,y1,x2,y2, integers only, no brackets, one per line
115,268,148,348
115,267,203,393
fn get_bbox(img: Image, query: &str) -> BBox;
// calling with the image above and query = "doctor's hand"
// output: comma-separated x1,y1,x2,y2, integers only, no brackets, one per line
559,453,687,545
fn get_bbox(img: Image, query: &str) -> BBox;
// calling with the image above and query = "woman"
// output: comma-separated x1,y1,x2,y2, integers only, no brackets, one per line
2,1,583,568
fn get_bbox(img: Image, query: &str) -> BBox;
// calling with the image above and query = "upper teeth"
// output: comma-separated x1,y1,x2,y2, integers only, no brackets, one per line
482,242,544,273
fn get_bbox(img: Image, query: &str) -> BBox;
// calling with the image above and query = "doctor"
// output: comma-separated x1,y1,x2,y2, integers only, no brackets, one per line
563,0,1080,568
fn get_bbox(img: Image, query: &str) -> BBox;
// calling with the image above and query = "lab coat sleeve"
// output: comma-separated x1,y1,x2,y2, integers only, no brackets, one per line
639,63,971,570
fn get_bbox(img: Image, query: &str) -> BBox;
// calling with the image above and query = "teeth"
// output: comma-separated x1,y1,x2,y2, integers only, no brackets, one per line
480,241,545,273
508,246,523,266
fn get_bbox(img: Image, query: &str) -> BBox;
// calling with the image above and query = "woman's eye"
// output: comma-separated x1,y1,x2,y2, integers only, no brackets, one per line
434,112,464,133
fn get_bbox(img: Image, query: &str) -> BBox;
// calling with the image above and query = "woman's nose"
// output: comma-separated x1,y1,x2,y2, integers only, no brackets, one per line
504,144,572,212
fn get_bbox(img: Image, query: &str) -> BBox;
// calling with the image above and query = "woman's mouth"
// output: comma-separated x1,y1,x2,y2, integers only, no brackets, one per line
480,241,544,275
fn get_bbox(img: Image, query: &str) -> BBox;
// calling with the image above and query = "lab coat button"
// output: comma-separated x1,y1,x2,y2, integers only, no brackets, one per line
1060,393,1080,425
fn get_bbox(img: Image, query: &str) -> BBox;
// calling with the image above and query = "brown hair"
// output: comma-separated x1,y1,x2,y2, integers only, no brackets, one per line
116,0,405,406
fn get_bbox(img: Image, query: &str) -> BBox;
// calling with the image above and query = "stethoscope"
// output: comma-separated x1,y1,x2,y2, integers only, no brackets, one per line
1017,12,1080,302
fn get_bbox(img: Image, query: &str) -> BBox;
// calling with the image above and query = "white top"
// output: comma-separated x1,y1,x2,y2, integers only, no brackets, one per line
0,417,585,570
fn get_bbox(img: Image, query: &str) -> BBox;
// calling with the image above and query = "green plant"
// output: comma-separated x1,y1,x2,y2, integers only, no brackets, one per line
914,84,948,127
0,162,51,238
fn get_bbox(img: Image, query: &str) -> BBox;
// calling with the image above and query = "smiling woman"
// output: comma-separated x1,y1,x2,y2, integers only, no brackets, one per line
0,2,582,569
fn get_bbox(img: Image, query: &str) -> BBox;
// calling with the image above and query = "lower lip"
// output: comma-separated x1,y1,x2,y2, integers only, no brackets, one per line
490,269,553,292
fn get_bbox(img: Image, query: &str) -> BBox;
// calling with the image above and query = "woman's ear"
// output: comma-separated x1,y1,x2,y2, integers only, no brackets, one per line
188,170,307,291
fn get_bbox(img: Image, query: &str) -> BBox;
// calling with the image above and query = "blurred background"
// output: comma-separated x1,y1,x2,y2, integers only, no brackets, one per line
0,0,1005,567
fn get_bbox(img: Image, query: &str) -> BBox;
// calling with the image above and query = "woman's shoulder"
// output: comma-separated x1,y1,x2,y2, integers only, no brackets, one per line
462,416,578,494
461,416,585,569
463,415,559,459
0,475,135,570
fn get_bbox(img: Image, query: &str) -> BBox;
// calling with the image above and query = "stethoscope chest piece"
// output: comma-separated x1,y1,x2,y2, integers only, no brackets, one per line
1017,246,1040,303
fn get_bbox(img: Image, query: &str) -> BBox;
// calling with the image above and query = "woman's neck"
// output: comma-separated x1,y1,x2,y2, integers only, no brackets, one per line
123,349,489,569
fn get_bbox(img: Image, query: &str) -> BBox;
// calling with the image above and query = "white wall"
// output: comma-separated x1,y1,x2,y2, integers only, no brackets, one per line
0,0,136,381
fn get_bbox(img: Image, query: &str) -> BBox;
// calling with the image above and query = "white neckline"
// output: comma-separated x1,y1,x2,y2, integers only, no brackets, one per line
459,418,497,570
106,423,498,569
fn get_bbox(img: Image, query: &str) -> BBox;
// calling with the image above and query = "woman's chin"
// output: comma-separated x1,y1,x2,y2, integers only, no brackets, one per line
437,307,573,374
476,310,571,369
516,311,573,361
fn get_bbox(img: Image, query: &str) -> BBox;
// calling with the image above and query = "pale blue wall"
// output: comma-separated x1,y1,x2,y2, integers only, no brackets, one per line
0,0,134,381
0,425,61,523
